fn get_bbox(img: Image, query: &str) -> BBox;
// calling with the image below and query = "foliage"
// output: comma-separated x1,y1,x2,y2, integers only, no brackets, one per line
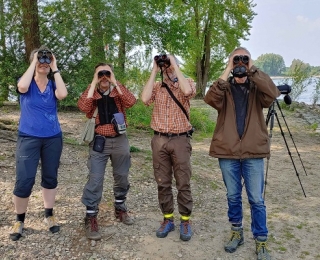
152,0,256,97
126,99,216,138
311,77,320,106
254,53,286,76
190,107,216,138
289,59,311,75
126,100,153,131
278,63,313,102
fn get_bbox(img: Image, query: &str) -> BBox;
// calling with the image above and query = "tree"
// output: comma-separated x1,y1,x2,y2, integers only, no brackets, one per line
289,59,311,75
254,53,285,76
145,0,256,97
0,0,27,102
280,62,313,102
21,0,40,61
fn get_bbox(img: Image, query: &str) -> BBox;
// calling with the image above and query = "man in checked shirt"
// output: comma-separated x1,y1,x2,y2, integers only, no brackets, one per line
78,62,136,240
141,54,196,241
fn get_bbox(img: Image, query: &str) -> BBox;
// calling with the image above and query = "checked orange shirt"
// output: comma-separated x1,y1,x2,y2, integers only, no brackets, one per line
78,82,136,137
146,78,196,134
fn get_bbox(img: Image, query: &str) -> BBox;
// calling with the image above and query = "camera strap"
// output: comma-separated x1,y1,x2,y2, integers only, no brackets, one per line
162,82,189,121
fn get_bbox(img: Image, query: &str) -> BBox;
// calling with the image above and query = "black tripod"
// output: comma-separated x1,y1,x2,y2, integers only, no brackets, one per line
265,99,307,198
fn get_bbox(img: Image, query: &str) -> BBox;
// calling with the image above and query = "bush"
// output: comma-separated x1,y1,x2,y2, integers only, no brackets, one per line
126,99,216,138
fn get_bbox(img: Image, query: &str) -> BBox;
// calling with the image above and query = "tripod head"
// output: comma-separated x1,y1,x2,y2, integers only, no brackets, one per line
277,84,292,105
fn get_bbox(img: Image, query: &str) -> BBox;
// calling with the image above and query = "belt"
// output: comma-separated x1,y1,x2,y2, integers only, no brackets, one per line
104,135,120,138
154,131,188,137
96,134,120,138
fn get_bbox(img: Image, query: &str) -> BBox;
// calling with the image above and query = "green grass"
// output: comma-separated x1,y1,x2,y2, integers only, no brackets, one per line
126,99,216,139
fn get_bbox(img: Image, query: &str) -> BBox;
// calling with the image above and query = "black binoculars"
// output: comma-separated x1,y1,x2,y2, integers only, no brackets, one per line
233,55,249,65
154,54,171,68
37,50,52,64
98,70,111,78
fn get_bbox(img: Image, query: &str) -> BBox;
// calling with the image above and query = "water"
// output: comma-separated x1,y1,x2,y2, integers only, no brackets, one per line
272,78,318,105
205,78,319,105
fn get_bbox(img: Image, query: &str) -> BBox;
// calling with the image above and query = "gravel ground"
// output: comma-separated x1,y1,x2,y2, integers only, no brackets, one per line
1,100,320,260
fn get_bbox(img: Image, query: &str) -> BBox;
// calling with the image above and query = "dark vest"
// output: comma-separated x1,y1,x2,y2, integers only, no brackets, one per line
97,89,118,125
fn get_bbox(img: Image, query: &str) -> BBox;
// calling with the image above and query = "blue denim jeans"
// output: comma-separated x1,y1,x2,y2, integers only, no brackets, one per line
219,158,268,238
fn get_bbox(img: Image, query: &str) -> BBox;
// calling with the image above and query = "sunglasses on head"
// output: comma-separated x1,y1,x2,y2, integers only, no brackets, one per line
37,50,53,64
233,55,249,64
98,70,111,78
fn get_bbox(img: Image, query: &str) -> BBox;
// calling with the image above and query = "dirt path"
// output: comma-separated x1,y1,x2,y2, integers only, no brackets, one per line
1,101,320,260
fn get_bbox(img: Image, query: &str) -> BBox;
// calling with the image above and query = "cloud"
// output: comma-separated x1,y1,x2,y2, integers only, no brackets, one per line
296,15,320,32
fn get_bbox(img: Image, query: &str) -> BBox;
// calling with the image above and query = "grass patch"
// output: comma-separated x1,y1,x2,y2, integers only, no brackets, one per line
278,246,287,252
126,99,216,140
130,146,141,152
296,222,307,229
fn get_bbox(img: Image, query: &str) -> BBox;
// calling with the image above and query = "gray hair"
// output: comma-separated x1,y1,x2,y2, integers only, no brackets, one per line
229,47,251,58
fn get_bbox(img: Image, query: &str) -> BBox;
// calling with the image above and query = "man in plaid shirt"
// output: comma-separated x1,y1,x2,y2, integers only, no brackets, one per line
78,62,136,240
141,54,196,241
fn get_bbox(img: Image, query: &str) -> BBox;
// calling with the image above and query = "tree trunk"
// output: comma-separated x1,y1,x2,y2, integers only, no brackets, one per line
21,0,40,62
118,1,127,76
88,0,105,65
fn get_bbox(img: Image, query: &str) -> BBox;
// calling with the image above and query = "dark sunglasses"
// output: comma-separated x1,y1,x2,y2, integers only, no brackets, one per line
98,70,111,78
233,55,249,64
37,50,53,64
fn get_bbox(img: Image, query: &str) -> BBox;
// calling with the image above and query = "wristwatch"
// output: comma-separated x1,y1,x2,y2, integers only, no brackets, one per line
52,70,60,75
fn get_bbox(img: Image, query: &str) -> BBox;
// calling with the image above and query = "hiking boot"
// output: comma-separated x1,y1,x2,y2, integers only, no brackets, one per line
115,210,134,225
84,215,101,240
255,236,271,260
224,226,244,253
156,218,175,238
180,220,192,241
44,216,60,233
10,221,24,241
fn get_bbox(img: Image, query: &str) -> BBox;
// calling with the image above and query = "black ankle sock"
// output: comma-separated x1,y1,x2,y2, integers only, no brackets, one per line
232,223,242,228
45,208,53,218
16,213,26,223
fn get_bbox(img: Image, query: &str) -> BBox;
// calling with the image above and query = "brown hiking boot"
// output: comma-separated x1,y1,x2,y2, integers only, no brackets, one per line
84,216,101,240
115,210,134,225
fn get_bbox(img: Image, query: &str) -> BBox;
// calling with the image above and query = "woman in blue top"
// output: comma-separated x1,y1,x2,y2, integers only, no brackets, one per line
10,45,68,241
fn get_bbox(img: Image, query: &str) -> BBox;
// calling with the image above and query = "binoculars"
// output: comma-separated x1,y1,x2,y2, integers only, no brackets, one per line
233,55,249,65
154,54,170,68
37,50,52,64
98,70,111,78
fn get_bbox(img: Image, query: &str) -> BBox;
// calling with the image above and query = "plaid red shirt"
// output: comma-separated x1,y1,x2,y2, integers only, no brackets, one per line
146,78,196,133
78,82,136,136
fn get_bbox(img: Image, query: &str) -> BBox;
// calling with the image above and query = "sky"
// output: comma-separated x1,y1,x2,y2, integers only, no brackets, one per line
240,0,320,67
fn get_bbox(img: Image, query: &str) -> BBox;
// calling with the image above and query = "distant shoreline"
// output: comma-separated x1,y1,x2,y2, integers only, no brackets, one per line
271,75,320,79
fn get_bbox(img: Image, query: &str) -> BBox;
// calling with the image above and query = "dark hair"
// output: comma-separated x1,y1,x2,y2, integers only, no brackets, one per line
94,62,114,72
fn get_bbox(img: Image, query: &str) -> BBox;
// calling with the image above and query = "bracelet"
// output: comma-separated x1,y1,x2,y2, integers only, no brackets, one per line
52,70,60,75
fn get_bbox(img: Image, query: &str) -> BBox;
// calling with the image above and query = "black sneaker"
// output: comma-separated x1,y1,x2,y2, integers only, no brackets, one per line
224,226,244,253
10,221,24,241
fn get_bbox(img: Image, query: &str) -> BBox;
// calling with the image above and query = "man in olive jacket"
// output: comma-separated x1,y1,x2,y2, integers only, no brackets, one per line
204,47,280,260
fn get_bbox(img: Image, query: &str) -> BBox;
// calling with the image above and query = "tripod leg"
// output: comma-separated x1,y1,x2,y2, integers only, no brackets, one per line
264,101,276,198
273,110,307,197
276,100,308,176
